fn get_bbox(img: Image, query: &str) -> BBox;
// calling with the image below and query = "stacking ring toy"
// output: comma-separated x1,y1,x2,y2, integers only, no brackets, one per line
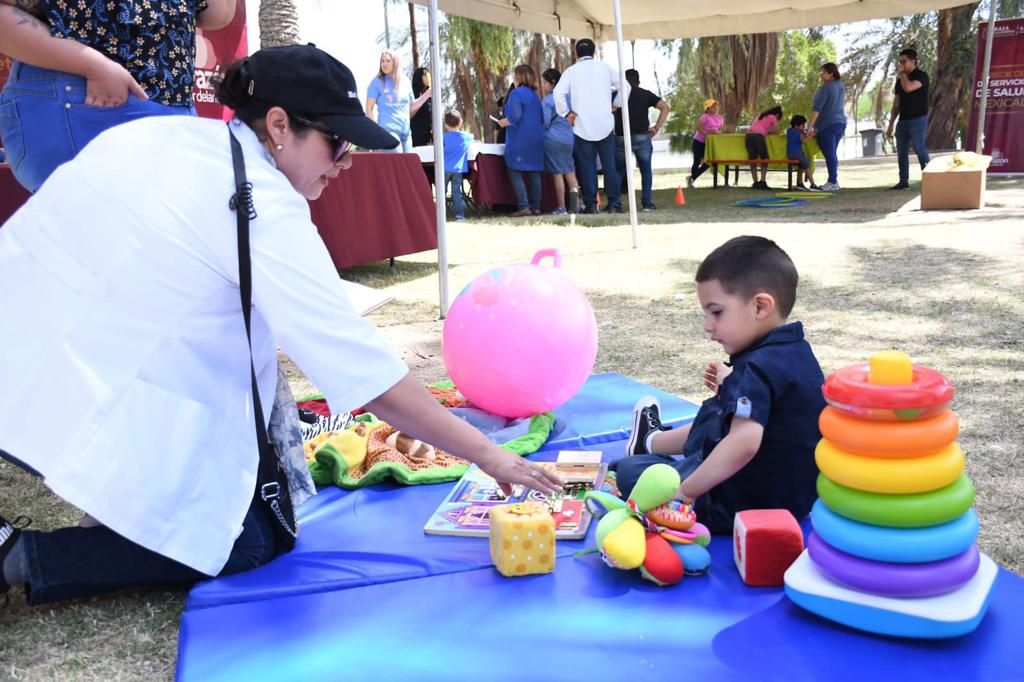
807,532,980,598
819,406,958,457
817,474,976,528
815,440,963,494
823,362,954,422
647,500,696,531
774,192,832,199
811,500,978,563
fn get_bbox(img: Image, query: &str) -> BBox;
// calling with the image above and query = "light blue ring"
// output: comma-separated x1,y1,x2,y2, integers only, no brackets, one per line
811,499,978,563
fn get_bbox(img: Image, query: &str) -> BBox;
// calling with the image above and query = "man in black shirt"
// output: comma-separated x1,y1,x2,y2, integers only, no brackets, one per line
614,69,670,210
886,48,931,190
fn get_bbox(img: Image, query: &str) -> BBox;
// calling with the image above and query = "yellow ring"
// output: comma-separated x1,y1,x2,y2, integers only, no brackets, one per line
815,439,964,494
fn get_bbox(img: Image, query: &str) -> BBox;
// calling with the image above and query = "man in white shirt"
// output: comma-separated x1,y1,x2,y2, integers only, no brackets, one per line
554,38,629,214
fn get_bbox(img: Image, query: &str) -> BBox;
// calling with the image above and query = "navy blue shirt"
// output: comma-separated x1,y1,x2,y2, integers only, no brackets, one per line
786,127,805,158
683,322,825,531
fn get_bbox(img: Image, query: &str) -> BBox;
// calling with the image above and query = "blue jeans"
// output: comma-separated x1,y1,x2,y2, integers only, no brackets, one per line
573,132,620,210
383,130,411,153
0,449,278,605
895,115,930,184
615,134,654,207
506,167,541,210
0,62,193,193
815,122,845,185
445,171,465,218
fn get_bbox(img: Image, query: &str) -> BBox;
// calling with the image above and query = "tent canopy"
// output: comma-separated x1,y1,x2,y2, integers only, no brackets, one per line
414,0,973,40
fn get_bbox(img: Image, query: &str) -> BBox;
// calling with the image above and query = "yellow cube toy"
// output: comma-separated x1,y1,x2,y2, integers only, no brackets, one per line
489,502,556,577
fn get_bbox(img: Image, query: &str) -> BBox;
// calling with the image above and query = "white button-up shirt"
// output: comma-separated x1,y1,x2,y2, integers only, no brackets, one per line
553,56,629,141
0,116,408,575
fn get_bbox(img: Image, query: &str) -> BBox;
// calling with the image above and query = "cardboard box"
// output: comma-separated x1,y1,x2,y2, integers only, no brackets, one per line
920,162,986,210
489,502,555,577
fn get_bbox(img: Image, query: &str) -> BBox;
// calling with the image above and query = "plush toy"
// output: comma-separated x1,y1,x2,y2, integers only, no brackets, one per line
584,463,711,585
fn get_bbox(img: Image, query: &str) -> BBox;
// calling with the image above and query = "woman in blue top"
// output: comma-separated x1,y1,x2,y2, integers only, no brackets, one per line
808,62,847,191
540,68,578,216
365,50,431,153
498,64,544,217
0,0,235,193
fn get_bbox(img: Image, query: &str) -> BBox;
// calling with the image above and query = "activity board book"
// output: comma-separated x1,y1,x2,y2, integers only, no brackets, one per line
424,451,608,540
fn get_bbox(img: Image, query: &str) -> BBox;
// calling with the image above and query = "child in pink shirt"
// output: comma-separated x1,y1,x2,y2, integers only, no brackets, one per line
689,98,725,187
746,105,782,189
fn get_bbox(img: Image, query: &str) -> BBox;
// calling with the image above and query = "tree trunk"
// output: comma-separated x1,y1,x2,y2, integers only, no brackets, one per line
409,3,420,71
527,33,545,87
469,34,499,142
698,34,778,131
454,59,480,139
259,0,301,48
927,3,978,150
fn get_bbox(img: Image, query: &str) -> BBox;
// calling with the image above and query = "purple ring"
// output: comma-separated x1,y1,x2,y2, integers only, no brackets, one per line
807,532,979,598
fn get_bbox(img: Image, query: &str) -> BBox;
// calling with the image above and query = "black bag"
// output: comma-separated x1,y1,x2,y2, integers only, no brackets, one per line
229,125,298,551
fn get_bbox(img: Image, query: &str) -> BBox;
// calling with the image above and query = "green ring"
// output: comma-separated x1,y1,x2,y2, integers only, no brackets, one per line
817,473,975,528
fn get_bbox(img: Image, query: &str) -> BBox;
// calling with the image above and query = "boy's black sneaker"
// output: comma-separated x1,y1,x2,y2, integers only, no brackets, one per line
0,514,31,597
625,396,667,456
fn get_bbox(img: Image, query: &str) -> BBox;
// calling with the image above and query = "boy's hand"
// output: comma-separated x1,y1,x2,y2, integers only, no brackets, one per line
675,482,695,505
703,361,733,394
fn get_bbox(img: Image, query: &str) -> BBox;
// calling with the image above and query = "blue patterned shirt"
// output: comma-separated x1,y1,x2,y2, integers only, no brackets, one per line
45,0,207,106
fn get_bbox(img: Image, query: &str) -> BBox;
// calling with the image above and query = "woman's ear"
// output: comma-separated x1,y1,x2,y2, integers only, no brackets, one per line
264,107,290,147
752,292,777,319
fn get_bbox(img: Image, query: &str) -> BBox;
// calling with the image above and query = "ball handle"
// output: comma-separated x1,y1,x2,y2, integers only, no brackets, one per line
530,248,563,269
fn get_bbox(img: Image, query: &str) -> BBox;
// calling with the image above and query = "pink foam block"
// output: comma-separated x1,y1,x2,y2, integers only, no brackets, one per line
734,509,805,586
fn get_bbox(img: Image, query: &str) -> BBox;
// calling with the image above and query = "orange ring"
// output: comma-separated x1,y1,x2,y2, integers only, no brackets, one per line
819,407,958,458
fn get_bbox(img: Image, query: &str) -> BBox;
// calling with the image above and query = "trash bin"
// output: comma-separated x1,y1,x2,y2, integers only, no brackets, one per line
861,129,883,157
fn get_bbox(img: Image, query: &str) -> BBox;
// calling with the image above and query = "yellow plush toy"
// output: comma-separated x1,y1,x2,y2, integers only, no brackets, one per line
489,502,556,577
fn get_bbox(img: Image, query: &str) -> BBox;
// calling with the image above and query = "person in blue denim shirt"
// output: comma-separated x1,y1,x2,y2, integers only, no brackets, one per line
614,69,668,211
886,48,931,190
497,64,544,217
540,68,578,216
611,236,825,533
442,109,472,221
0,0,235,192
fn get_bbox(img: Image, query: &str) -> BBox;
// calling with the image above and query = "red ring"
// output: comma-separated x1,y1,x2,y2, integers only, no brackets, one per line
823,363,953,421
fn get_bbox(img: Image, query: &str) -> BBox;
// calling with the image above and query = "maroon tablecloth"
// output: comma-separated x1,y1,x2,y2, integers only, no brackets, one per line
471,154,558,212
0,166,32,226
309,152,437,270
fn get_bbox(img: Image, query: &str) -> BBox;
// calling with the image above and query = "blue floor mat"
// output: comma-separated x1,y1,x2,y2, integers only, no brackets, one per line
178,520,1024,681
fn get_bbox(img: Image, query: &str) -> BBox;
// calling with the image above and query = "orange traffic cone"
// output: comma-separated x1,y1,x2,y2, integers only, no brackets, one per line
675,187,686,206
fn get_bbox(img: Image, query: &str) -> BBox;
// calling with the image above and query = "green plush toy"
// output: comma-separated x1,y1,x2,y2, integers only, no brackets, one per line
584,463,711,585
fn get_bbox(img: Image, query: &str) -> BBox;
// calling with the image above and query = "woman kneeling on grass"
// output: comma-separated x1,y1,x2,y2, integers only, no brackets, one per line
0,45,561,606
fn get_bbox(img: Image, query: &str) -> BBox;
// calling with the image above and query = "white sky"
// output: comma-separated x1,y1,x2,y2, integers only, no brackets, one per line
242,1,871,105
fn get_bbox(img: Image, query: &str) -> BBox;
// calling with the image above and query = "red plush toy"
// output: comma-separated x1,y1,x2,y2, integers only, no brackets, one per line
733,509,804,586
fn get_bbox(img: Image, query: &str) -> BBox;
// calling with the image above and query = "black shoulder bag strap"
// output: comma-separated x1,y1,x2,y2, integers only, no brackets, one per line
228,125,298,550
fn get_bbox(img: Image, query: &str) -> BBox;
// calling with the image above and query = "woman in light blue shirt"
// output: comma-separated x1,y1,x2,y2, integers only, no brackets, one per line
808,62,847,191
365,50,431,153
540,68,578,215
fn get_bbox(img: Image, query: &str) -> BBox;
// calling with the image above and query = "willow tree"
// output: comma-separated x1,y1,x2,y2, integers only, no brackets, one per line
927,3,979,149
697,33,780,130
259,0,301,47
443,17,516,140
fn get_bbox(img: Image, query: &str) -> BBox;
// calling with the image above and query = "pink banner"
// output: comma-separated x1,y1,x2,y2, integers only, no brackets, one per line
967,18,1024,174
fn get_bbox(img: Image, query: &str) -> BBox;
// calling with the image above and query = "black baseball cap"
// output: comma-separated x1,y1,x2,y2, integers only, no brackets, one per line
246,44,398,150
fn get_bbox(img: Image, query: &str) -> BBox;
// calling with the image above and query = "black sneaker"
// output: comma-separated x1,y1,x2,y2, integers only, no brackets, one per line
625,396,667,456
0,514,31,596
889,182,910,191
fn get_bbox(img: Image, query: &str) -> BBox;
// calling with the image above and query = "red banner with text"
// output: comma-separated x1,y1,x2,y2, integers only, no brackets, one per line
967,18,1024,174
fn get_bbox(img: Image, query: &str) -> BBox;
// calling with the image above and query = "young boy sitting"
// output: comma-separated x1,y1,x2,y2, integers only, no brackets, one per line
610,236,825,533
443,109,473,221
787,115,820,191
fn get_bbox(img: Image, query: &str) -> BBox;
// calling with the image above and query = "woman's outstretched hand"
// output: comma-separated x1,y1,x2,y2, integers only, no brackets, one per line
476,446,564,497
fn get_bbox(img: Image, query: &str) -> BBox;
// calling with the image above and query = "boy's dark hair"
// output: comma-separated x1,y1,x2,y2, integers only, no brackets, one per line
444,109,462,128
696,236,798,317
790,114,807,127
899,48,918,61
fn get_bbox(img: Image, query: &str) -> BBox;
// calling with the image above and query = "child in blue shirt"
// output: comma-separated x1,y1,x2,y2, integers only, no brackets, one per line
443,110,473,221
612,236,826,533
787,115,820,191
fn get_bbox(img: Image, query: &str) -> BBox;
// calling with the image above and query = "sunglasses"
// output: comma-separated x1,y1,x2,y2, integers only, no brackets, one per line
291,113,351,163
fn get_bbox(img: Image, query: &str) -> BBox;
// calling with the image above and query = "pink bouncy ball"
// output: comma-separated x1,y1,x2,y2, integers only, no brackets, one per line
442,249,598,418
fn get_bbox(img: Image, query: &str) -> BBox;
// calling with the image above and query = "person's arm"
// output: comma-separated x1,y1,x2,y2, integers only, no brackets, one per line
677,417,763,501
409,86,431,117
649,99,669,136
695,116,708,136
0,5,147,106
498,91,522,128
886,93,901,137
553,74,570,116
897,70,924,94
196,0,235,30
807,111,820,129
365,374,563,495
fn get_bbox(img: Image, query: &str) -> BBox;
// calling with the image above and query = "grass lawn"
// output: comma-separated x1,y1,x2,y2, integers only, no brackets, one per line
2,158,1022,679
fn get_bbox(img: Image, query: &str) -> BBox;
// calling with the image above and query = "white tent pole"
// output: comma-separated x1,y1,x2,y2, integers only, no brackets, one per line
428,0,450,318
612,0,639,246
975,1,997,153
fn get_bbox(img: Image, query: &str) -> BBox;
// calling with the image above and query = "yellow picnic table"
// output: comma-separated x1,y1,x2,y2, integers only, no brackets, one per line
703,133,822,189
